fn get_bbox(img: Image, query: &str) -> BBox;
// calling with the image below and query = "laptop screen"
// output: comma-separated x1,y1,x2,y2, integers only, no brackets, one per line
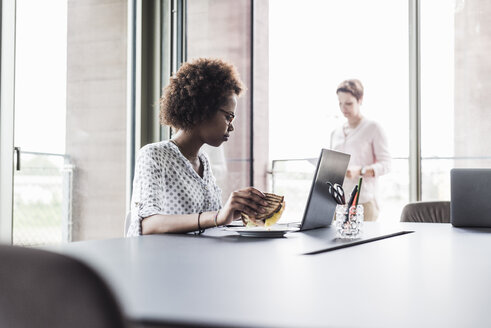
300,149,350,231
451,168,491,228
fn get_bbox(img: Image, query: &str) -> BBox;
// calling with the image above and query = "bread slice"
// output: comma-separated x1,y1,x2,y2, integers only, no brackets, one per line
256,193,284,220
241,193,285,227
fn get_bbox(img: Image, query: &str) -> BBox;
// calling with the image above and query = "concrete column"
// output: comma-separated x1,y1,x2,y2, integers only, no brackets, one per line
454,1,491,165
66,0,127,240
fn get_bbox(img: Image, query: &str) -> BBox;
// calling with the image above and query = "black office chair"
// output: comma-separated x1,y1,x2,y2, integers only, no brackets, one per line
400,201,451,223
0,244,128,328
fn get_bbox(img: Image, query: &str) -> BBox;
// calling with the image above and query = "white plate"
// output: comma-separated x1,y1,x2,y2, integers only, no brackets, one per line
225,226,290,238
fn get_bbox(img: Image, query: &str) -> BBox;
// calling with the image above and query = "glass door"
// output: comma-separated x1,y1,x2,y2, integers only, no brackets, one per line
9,0,129,246
13,0,69,246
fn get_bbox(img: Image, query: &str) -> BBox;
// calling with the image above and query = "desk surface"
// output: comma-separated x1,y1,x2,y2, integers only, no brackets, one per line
53,223,491,328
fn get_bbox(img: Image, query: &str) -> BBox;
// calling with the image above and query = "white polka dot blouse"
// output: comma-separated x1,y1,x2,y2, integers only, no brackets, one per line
126,141,222,236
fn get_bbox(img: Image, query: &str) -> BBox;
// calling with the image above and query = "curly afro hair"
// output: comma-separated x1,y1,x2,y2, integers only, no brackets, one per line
160,58,245,130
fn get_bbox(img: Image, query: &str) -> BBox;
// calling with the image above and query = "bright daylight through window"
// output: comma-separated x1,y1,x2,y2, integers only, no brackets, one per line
269,0,409,222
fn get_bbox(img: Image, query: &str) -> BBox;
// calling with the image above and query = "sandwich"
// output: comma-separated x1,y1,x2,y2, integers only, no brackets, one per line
241,193,286,228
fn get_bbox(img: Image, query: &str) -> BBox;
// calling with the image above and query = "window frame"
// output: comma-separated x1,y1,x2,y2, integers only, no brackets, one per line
126,0,186,209
409,0,422,201
0,0,16,243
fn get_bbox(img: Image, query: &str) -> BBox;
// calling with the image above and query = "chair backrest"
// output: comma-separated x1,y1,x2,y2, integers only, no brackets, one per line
0,244,127,328
124,212,131,236
400,201,451,223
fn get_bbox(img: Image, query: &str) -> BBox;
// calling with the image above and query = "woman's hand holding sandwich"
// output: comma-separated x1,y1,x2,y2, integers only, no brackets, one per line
217,187,269,226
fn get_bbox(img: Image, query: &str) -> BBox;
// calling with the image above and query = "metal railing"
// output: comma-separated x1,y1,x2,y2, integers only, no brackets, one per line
269,156,491,222
13,150,74,246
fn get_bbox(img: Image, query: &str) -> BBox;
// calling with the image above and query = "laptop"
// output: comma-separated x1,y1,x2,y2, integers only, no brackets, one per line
451,168,491,227
228,149,350,236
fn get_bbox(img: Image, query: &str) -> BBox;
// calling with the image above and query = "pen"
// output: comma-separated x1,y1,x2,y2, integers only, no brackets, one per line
354,177,363,207
351,192,358,208
344,185,357,225
347,185,358,208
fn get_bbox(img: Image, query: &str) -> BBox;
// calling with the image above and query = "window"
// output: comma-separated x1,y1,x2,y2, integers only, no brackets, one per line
269,0,409,222
420,0,491,200
12,0,128,245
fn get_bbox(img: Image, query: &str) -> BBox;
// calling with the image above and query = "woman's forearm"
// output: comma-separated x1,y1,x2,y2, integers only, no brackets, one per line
141,212,219,234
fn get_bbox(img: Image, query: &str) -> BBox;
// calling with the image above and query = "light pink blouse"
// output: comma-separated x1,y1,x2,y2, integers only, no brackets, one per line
330,117,391,204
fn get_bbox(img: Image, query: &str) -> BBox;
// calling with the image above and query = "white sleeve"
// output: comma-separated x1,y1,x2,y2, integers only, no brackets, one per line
127,146,167,236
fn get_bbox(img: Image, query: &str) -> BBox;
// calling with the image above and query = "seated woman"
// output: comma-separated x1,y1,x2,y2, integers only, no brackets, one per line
127,58,268,236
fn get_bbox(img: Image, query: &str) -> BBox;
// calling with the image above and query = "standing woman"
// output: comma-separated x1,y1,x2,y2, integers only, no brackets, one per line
127,58,268,236
330,79,391,221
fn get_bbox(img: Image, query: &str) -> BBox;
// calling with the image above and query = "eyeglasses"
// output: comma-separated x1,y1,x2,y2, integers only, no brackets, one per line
218,109,235,124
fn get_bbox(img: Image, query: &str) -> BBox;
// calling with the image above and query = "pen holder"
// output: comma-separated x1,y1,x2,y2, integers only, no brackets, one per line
335,204,364,239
